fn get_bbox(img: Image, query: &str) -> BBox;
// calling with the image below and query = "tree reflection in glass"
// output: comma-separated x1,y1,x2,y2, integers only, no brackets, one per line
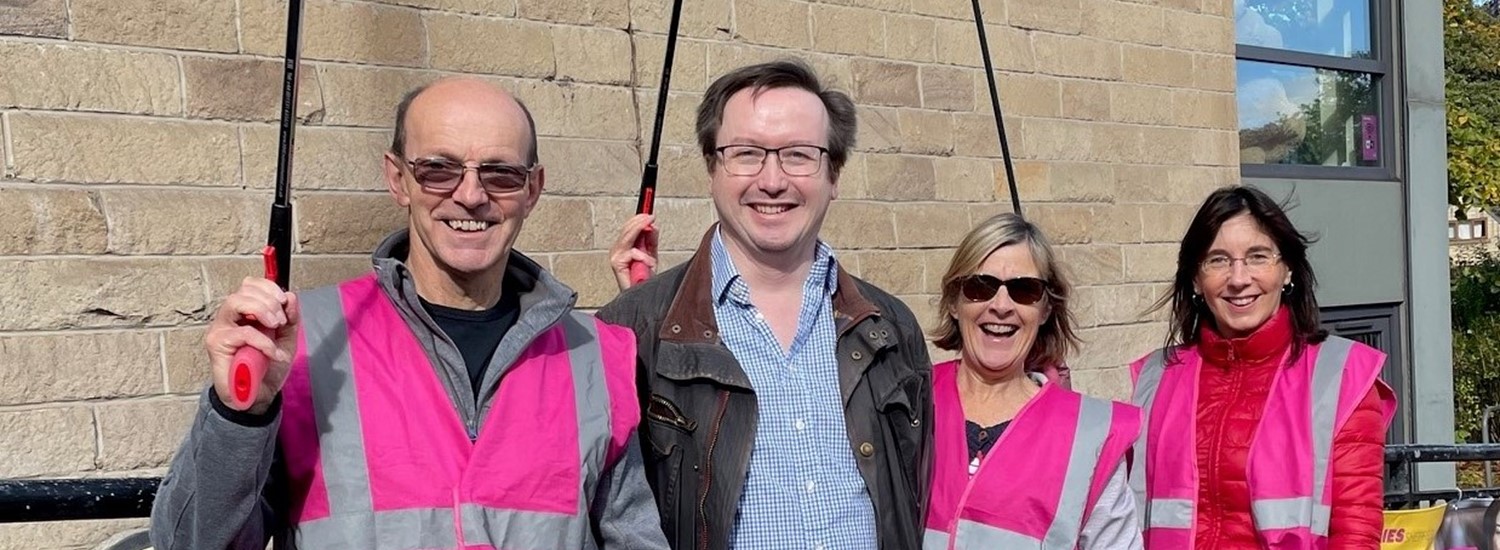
1237,60,1377,167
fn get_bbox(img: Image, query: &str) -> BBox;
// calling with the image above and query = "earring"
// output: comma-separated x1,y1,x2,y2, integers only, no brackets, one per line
1282,282,1294,295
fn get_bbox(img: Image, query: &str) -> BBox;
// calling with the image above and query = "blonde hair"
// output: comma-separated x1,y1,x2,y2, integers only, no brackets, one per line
930,213,1080,369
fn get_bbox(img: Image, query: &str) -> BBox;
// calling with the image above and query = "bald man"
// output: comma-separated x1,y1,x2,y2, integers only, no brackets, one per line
150,78,668,550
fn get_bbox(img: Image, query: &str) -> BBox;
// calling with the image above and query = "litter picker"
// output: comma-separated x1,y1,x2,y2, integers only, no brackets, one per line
971,0,1024,216
628,0,685,285
228,0,303,410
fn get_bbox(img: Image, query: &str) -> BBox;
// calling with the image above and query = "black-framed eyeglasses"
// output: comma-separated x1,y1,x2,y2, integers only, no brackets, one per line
714,144,828,177
401,157,535,194
953,274,1049,305
1199,252,1282,275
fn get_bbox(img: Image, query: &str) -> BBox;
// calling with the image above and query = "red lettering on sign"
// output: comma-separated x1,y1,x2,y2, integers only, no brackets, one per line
1381,528,1407,542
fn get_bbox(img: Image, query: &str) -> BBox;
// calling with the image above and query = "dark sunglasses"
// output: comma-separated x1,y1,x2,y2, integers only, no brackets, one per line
404,157,533,194
955,274,1049,305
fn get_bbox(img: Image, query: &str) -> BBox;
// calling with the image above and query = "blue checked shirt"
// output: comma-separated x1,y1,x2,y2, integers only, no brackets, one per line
710,230,877,550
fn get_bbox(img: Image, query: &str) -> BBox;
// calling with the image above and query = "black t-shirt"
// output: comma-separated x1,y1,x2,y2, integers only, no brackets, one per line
966,419,1012,463
420,276,523,397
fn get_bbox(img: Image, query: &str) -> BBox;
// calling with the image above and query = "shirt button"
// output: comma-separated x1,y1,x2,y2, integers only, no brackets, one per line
815,545,825,550
795,419,806,431
859,442,875,457
806,480,816,493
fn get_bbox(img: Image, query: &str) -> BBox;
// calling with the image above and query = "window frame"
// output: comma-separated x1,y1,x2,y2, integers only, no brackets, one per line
1321,303,1405,445
1235,0,1398,181
1449,218,1490,244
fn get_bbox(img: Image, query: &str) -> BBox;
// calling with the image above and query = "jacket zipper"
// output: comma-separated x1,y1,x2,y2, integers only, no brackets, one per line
698,390,731,550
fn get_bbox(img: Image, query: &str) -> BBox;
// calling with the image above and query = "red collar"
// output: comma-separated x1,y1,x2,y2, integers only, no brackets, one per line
1197,306,1293,365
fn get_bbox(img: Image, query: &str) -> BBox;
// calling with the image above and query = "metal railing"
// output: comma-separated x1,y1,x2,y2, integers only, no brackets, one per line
1385,443,1500,507
0,477,159,523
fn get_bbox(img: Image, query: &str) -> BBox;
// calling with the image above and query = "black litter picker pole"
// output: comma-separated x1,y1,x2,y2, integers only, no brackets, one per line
627,0,685,285
971,0,1024,216
228,0,303,410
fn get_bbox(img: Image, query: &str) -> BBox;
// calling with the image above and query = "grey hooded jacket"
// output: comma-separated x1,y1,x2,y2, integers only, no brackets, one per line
149,230,667,550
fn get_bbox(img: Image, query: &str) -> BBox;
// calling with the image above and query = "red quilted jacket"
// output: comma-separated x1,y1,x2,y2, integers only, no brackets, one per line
1193,307,1388,549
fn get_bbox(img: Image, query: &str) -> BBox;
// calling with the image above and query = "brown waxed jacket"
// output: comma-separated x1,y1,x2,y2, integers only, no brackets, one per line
597,226,935,550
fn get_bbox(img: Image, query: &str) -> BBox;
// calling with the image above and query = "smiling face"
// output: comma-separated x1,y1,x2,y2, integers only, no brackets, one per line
382,79,542,291
1194,213,1292,338
709,86,837,267
956,244,1050,378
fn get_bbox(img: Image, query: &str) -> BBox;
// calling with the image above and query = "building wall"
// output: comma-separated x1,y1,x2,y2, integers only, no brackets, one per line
1402,0,1457,489
0,0,1237,546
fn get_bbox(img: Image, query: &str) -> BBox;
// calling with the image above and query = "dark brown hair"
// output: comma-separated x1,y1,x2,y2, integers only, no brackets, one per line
695,59,857,178
1151,185,1326,359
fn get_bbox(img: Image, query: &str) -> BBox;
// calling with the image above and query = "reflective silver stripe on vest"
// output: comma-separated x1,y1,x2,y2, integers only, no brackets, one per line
1148,498,1195,529
1128,351,1168,530
1043,396,1113,548
1309,337,1350,536
922,528,951,550
296,507,457,550
1252,497,1331,531
299,287,375,519
1248,337,1351,536
461,504,586,548
955,519,1043,548
565,311,612,499
294,291,613,548
296,506,591,550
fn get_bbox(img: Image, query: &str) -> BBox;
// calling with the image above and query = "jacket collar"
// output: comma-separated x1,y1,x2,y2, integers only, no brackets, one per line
1197,305,1294,365
369,228,576,349
361,229,579,418
659,224,881,343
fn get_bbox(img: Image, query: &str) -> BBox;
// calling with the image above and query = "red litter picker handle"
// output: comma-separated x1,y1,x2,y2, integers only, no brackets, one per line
628,188,656,286
229,343,270,409
229,246,279,409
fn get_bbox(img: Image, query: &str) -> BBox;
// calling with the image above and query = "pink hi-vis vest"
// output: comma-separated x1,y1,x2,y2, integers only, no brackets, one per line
924,360,1142,549
276,275,640,549
1127,336,1394,550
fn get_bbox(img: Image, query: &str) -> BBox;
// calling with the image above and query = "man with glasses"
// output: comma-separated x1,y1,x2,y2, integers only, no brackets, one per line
150,77,668,549
599,60,934,549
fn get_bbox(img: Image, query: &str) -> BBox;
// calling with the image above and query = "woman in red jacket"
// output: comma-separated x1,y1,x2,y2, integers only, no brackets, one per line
1129,186,1395,549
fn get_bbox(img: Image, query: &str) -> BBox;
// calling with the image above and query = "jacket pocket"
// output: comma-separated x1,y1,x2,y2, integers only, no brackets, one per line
875,373,926,495
875,373,923,430
646,393,698,435
642,394,698,547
